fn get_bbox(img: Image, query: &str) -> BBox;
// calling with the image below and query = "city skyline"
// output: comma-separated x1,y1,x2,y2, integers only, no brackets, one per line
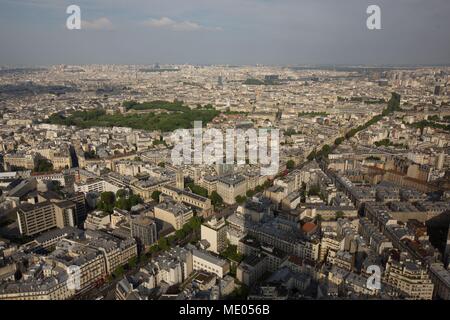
1,0,450,66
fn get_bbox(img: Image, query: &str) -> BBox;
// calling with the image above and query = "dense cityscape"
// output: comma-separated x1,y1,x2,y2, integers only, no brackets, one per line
0,64,449,301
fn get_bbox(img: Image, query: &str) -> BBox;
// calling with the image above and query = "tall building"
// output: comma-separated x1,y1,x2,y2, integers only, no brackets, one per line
131,215,158,247
216,174,247,205
436,152,445,170
236,254,268,286
16,193,86,236
434,85,441,96
17,202,58,236
66,192,87,227
201,217,227,254
176,169,184,189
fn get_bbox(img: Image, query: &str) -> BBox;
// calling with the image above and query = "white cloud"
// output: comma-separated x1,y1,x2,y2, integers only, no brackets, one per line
142,17,221,32
82,17,114,31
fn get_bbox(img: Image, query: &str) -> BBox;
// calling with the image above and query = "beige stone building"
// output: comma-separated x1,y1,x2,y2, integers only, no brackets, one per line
216,174,247,205
200,217,227,254
4,153,36,170
160,185,212,216
153,199,193,230
384,256,434,300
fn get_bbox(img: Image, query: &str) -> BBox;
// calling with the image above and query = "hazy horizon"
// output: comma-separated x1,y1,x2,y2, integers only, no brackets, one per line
1,0,450,66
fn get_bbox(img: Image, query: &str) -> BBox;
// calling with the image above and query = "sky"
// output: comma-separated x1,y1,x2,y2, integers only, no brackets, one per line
0,0,449,66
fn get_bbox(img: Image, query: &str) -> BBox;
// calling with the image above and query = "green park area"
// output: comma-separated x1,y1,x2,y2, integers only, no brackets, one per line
46,100,219,132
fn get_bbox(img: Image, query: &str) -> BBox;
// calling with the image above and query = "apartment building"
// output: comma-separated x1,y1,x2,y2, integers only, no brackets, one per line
384,256,434,300
192,248,230,278
428,263,450,300
17,201,57,236
131,215,158,247
200,217,227,254
216,174,247,205
0,270,75,300
36,149,72,170
238,236,288,273
3,153,36,170
85,230,138,275
153,199,193,230
84,211,111,231
237,253,268,286
0,231,137,300
74,178,122,194
319,235,341,262
17,192,87,237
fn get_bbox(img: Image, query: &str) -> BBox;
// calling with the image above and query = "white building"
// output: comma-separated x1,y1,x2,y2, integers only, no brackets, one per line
192,248,230,278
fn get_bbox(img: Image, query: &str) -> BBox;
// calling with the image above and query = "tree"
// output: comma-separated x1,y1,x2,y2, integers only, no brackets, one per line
127,194,143,209
335,211,345,219
49,181,63,195
316,144,331,159
84,150,99,159
151,190,161,203
307,151,316,161
116,189,127,199
308,185,321,196
46,101,220,133
167,235,177,246
98,191,115,213
246,189,256,198
186,182,208,198
175,229,187,239
158,237,169,251
114,191,142,211
220,244,243,263
335,137,344,145
262,180,272,189
35,159,53,173
235,195,247,204
101,191,115,205
115,196,128,210
209,191,223,207
286,160,295,170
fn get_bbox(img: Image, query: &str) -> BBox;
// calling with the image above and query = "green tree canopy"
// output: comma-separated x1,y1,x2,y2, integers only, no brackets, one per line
335,211,345,219
209,191,223,207
235,195,247,204
286,160,295,170
151,190,162,203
